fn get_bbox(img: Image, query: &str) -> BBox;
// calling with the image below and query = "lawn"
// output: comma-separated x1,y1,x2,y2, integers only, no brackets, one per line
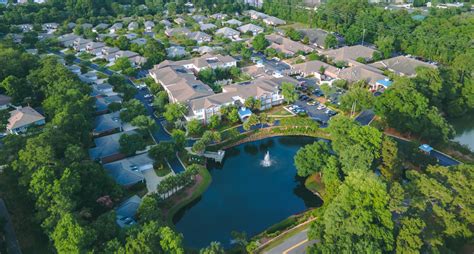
305,173,325,199
155,164,172,177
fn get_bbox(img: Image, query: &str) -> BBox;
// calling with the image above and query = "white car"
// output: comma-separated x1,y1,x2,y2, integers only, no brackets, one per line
144,94,153,99
317,104,327,110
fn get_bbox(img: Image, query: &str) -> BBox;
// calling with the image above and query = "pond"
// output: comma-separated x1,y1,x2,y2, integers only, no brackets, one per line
451,115,474,152
173,136,323,249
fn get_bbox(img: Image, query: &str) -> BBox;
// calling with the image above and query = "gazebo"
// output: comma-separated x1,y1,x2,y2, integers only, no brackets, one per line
238,107,252,122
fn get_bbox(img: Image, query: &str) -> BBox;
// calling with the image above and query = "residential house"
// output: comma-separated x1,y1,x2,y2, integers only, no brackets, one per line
57,33,81,47
265,34,314,56
247,10,268,20
298,28,335,49
210,13,228,20
91,83,116,97
115,195,141,228
92,23,109,33
165,27,191,37
187,76,293,123
174,17,186,26
289,60,340,80
79,71,98,84
149,65,214,103
193,46,223,55
238,23,264,36
160,19,172,28
85,42,106,56
6,107,45,134
109,23,123,34
95,95,123,115
215,27,240,40
128,21,139,31
0,95,12,110
193,15,207,23
131,38,147,46
67,22,76,29
200,23,217,31
73,38,93,52
263,16,286,26
187,31,212,44
42,22,59,32
336,64,388,86
166,46,187,58
104,153,154,187
17,24,33,33
125,33,138,40
88,129,138,163
0,0,8,5
144,21,155,32
93,111,123,137
323,45,378,64
369,55,436,77
81,23,93,30
224,19,243,26
100,46,120,59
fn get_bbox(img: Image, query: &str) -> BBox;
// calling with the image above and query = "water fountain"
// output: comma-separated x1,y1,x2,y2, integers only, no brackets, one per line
261,151,272,167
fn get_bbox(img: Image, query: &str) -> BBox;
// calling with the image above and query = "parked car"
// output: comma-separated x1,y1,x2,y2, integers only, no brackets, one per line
317,104,327,110
144,94,153,99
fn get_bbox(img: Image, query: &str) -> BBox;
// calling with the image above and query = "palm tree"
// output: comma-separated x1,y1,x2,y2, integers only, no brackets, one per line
174,118,186,130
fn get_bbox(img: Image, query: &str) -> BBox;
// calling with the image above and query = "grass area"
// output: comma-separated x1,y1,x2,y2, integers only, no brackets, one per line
305,173,325,198
163,166,212,225
257,222,312,253
155,164,172,177
267,106,294,116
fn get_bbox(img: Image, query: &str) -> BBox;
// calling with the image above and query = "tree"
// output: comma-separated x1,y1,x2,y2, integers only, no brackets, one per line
120,99,146,122
231,231,248,253
119,133,146,156
52,213,95,254
149,142,175,165
158,226,185,254
324,33,338,49
241,47,252,60
186,119,203,137
380,136,401,181
281,82,298,104
137,195,162,223
375,35,395,59
208,115,220,129
252,33,269,52
131,115,155,131
153,91,169,113
294,141,332,177
388,182,407,215
64,54,76,65
309,170,394,253
339,86,374,112
1,76,32,104
243,114,259,131
111,57,135,76
200,241,225,254
374,79,454,143
163,103,186,123
396,218,425,254
405,164,474,252
319,84,333,99
0,109,9,132
285,27,302,41
171,129,186,150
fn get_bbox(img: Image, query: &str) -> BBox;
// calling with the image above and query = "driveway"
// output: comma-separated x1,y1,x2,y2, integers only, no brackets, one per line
142,169,170,194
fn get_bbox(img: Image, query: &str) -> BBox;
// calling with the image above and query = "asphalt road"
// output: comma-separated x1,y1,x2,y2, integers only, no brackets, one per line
264,228,316,254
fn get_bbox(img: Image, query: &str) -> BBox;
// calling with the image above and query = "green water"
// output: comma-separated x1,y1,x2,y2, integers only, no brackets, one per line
451,114,474,152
